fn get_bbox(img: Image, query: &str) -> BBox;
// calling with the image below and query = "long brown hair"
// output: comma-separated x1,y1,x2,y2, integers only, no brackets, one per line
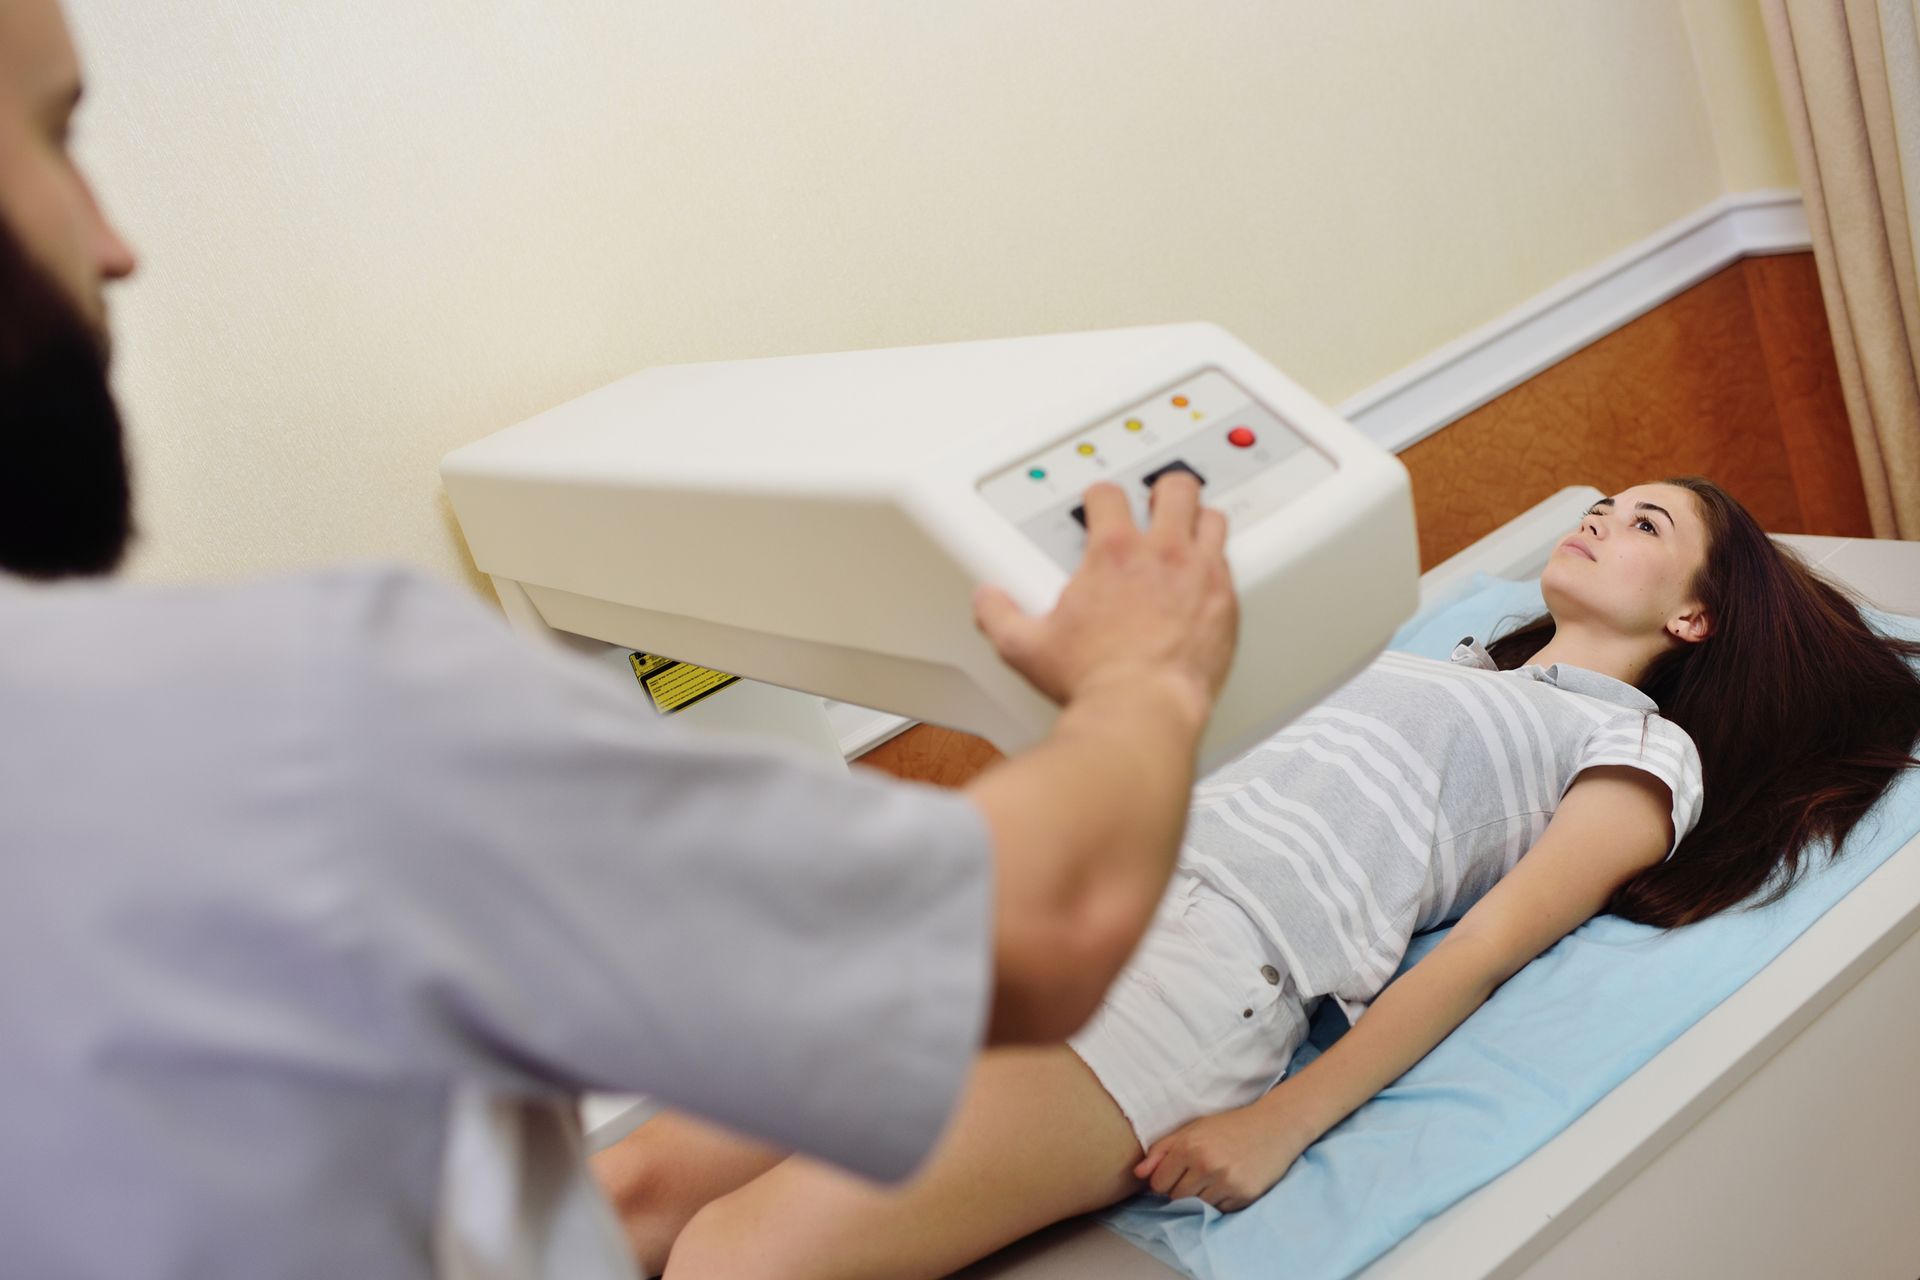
1486,477,1920,927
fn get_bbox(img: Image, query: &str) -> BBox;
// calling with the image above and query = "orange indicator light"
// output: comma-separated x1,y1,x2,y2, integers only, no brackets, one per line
1171,395,1190,408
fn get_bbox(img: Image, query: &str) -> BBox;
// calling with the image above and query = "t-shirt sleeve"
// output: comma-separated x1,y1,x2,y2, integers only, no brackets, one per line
1569,712,1704,858
324,568,993,1183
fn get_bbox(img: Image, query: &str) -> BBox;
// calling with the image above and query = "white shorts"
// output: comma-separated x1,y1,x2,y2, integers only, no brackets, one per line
1068,868,1309,1150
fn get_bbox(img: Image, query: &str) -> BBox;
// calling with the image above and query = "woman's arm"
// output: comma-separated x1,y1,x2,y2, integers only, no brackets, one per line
1135,764,1676,1210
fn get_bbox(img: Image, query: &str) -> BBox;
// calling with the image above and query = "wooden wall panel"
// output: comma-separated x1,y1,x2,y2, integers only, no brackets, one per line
859,251,1864,788
1744,255,1875,538
857,722,1003,787
1402,253,1863,568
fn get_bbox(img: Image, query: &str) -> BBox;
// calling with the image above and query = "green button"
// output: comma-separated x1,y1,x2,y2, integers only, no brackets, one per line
1028,467,1047,480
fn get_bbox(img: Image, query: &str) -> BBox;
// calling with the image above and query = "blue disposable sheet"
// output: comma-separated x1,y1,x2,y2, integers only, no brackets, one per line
1098,573,1920,1280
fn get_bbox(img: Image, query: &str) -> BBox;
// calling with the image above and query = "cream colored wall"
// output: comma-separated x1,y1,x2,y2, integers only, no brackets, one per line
61,1,1785,591
1682,0,1800,189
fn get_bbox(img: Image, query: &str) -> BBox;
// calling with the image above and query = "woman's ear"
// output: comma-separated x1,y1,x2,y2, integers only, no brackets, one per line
1668,605,1712,645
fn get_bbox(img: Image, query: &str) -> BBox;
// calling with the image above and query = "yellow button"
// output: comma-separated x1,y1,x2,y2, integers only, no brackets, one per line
1125,418,1144,432
1076,443,1096,456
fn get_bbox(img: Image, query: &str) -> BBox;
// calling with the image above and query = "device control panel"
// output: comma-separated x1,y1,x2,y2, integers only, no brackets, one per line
975,368,1334,570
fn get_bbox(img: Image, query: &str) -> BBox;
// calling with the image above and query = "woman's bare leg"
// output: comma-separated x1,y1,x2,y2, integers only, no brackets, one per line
591,1110,787,1276
662,1044,1142,1280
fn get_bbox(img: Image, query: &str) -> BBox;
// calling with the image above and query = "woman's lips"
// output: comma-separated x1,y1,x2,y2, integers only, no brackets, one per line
1558,537,1596,561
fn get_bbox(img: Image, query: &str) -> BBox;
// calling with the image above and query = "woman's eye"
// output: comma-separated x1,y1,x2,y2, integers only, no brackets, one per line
1636,519,1657,534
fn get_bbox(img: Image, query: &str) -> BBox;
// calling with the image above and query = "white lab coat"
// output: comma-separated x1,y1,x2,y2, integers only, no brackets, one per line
0,566,992,1278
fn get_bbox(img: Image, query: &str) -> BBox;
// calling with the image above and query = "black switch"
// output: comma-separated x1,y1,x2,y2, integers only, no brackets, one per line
1070,505,1087,528
1142,460,1205,489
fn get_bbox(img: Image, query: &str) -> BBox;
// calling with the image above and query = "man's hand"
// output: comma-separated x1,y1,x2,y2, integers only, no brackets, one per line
972,474,1236,729
967,473,1240,1045
1132,1095,1316,1213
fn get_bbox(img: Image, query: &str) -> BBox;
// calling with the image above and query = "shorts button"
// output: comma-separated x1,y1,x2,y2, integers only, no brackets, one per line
1261,964,1280,985
1242,1008,1253,1018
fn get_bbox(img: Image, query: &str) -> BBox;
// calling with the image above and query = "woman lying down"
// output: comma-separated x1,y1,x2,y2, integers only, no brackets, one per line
595,477,1920,1280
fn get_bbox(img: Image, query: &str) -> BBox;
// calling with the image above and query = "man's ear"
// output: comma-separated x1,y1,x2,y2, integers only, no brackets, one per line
1668,605,1711,645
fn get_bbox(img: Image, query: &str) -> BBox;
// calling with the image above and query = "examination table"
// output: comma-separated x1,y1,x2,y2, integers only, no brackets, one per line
951,485,1920,1280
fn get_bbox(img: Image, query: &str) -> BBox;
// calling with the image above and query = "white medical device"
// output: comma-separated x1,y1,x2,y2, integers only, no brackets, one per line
441,323,1418,774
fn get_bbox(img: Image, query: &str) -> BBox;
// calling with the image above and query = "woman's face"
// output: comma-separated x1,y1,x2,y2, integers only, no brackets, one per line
1539,482,1712,642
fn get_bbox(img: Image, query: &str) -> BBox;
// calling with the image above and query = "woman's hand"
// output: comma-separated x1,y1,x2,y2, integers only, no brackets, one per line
1131,1098,1316,1212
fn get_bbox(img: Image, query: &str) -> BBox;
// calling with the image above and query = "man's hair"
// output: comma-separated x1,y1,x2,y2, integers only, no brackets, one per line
0,213,132,577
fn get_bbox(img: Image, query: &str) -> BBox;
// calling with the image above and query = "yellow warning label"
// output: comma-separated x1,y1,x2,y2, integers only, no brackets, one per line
628,652,674,681
628,652,739,714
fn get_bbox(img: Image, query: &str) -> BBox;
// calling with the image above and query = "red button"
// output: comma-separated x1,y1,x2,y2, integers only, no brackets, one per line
1227,426,1256,448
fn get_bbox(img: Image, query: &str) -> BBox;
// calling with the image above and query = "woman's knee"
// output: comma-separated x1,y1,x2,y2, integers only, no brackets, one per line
593,1142,698,1276
595,1113,789,1275
662,1194,821,1280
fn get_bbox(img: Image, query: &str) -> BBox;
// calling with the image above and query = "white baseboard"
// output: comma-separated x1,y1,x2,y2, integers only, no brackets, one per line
824,699,917,760
1339,189,1810,453
835,189,1810,760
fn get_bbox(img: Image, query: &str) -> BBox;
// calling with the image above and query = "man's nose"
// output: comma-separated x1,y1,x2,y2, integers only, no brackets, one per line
96,217,137,281
83,178,137,281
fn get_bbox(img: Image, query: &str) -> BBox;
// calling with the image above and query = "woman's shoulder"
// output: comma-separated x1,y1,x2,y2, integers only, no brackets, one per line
1635,705,1698,752
1578,706,1703,806
1587,702,1699,750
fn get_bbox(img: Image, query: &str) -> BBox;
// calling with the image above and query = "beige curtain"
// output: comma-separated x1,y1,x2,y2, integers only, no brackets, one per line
1763,0,1920,539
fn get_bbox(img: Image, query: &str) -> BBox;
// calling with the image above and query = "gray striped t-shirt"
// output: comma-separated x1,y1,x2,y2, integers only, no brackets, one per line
1184,637,1704,1023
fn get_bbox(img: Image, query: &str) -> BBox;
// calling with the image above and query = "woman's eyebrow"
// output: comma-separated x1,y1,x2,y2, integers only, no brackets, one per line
1593,497,1673,527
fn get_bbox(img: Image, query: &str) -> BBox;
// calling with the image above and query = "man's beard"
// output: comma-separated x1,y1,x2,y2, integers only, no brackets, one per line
0,217,132,579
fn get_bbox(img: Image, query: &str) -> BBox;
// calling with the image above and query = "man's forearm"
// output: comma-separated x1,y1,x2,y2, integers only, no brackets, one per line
969,673,1208,1043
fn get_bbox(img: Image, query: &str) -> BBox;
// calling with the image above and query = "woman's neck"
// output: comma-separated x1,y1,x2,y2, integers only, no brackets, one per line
1522,623,1670,689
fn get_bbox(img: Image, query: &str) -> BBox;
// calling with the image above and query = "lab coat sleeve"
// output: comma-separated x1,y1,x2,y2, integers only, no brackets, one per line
327,568,994,1183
